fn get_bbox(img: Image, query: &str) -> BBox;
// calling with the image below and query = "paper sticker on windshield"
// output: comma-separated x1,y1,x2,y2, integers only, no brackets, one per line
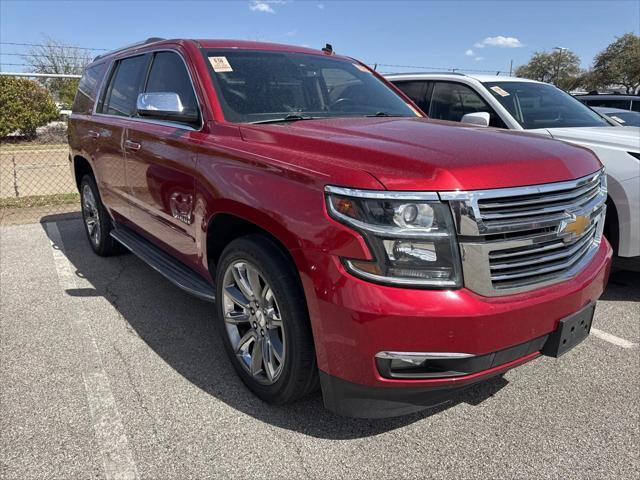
209,56,233,73
353,63,370,73
490,86,510,97
610,115,625,124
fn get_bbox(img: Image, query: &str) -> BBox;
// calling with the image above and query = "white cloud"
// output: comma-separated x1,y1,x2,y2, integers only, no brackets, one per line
474,36,524,49
317,3,325,9
250,2,275,13
474,56,485,61
465,49,474,56
284,28,298,37
249,1,286,14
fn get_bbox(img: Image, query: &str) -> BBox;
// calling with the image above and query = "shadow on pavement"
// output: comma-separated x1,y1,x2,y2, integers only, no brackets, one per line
601,269,640,302
42,215,510,439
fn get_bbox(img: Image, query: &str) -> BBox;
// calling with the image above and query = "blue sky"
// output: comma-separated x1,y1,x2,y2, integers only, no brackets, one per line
1,0,638,74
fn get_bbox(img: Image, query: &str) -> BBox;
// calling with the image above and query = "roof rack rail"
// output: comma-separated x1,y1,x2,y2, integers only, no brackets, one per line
385,71,467,77
93,37,166,61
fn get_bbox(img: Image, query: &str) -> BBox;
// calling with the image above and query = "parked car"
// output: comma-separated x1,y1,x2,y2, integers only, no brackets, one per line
387,73,640,260
574,93,640,112
592,107,640,127
69,39,612,418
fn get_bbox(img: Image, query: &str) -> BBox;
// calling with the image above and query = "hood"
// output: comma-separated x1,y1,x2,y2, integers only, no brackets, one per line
545,126,640,152
239,117,602,191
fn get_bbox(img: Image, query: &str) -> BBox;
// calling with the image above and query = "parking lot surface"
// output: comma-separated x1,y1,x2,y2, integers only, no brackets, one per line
1,217,638,479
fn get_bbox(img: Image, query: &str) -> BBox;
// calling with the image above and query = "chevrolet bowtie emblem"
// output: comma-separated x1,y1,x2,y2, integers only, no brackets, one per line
559,214,590,239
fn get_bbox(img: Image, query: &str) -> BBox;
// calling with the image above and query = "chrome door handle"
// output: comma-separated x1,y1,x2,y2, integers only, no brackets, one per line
88,130,100,139
124,140,141,151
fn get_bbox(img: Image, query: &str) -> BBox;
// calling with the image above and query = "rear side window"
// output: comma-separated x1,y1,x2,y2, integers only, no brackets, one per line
72,63,107,114
101,55,149,117
631,100,640,112
393,81,430,114
585,98,632,110
145,51,199,119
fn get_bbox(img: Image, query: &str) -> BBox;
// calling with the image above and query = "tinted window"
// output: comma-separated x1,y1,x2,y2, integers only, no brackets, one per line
585,99,632,110
429,82,506,128
632,101,640,112
203,50,419,123
393,81,430,113
484,82,609,129
101,55,149,117
145,51,199,119
72,63,107,114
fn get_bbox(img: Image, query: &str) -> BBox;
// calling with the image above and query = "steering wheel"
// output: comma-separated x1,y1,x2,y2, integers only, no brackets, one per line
331,98,358,111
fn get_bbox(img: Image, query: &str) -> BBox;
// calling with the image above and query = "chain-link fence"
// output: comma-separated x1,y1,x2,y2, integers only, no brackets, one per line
0,122,79,225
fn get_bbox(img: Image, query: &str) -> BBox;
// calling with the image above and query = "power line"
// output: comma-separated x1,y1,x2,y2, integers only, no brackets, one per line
1,52,92,60
0,41,108,51
367,62,510,75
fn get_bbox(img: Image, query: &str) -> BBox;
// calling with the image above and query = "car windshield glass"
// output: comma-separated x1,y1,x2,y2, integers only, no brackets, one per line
203,49,420,123
483,81,609,129
606,110,640,127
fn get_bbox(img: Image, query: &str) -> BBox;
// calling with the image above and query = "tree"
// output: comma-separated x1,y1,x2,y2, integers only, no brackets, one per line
591,33,640,94
23,36,92,107
0,76,59,138
515,49,582,91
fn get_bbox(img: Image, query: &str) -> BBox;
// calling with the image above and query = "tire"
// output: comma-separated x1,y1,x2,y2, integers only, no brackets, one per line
79,175,122,256
215,234,318,404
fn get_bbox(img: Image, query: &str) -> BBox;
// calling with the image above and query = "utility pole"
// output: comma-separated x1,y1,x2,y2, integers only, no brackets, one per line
554,47,568,87
509,59,513,76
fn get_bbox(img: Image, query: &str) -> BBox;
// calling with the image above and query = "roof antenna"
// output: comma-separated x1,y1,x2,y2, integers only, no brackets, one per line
322,43,333,55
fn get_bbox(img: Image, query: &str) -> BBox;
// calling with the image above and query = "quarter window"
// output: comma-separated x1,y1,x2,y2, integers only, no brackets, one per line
101,55,149,117
72,62,107,114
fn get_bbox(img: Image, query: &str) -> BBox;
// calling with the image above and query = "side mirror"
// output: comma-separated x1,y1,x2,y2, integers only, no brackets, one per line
136,92,198,123
461,111,490,127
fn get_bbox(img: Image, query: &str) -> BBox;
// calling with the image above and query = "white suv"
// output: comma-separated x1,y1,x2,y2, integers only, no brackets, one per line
387,73,640,260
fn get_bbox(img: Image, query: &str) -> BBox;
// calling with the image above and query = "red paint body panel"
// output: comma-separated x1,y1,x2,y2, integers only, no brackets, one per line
68,39,612,406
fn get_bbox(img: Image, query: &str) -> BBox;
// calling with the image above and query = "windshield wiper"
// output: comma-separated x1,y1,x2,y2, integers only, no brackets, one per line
250,114,317,124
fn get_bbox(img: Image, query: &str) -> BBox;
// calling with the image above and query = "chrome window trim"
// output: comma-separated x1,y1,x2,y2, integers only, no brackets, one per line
92,47,204,132
92,113,198,132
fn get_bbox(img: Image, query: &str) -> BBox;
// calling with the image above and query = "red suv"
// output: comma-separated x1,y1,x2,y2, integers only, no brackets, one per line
68,38,612,418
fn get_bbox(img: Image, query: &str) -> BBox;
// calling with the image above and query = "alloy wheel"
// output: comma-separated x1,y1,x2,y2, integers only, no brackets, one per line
82,183,101,246
222,261,286,385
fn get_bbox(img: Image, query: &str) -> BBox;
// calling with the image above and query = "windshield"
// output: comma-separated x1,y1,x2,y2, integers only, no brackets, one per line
203,49,420,123
483,81,609,129
603,110,640,127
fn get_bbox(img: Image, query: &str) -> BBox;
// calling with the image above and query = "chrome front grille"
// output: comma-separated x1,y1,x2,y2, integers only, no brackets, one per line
441,170,607,296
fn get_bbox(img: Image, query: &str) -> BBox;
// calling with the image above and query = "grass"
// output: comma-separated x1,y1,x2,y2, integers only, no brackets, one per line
0,192,79,209
0,143,68,152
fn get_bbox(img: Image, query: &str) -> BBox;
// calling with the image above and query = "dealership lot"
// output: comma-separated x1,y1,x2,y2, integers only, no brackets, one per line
1,217,638,480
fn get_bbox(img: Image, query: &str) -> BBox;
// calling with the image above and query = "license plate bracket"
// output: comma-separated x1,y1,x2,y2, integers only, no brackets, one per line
541,303,595,357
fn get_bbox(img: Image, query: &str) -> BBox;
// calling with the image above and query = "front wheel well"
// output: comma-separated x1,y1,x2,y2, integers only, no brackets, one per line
604,195,619,255
206,213,297,274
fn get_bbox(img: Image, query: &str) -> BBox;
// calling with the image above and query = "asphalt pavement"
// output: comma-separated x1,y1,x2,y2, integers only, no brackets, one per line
1,217,638,479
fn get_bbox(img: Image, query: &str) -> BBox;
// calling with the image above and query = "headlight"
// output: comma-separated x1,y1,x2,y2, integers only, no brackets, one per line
325,186,462,288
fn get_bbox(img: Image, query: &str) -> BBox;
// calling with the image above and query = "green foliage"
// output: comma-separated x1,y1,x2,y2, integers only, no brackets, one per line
53,78,81,108
592,33,640,94
515,50,582,91
25,36,90,106
0,76,59,138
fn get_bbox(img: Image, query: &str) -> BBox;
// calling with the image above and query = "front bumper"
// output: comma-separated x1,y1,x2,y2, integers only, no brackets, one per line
297,240,612,418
